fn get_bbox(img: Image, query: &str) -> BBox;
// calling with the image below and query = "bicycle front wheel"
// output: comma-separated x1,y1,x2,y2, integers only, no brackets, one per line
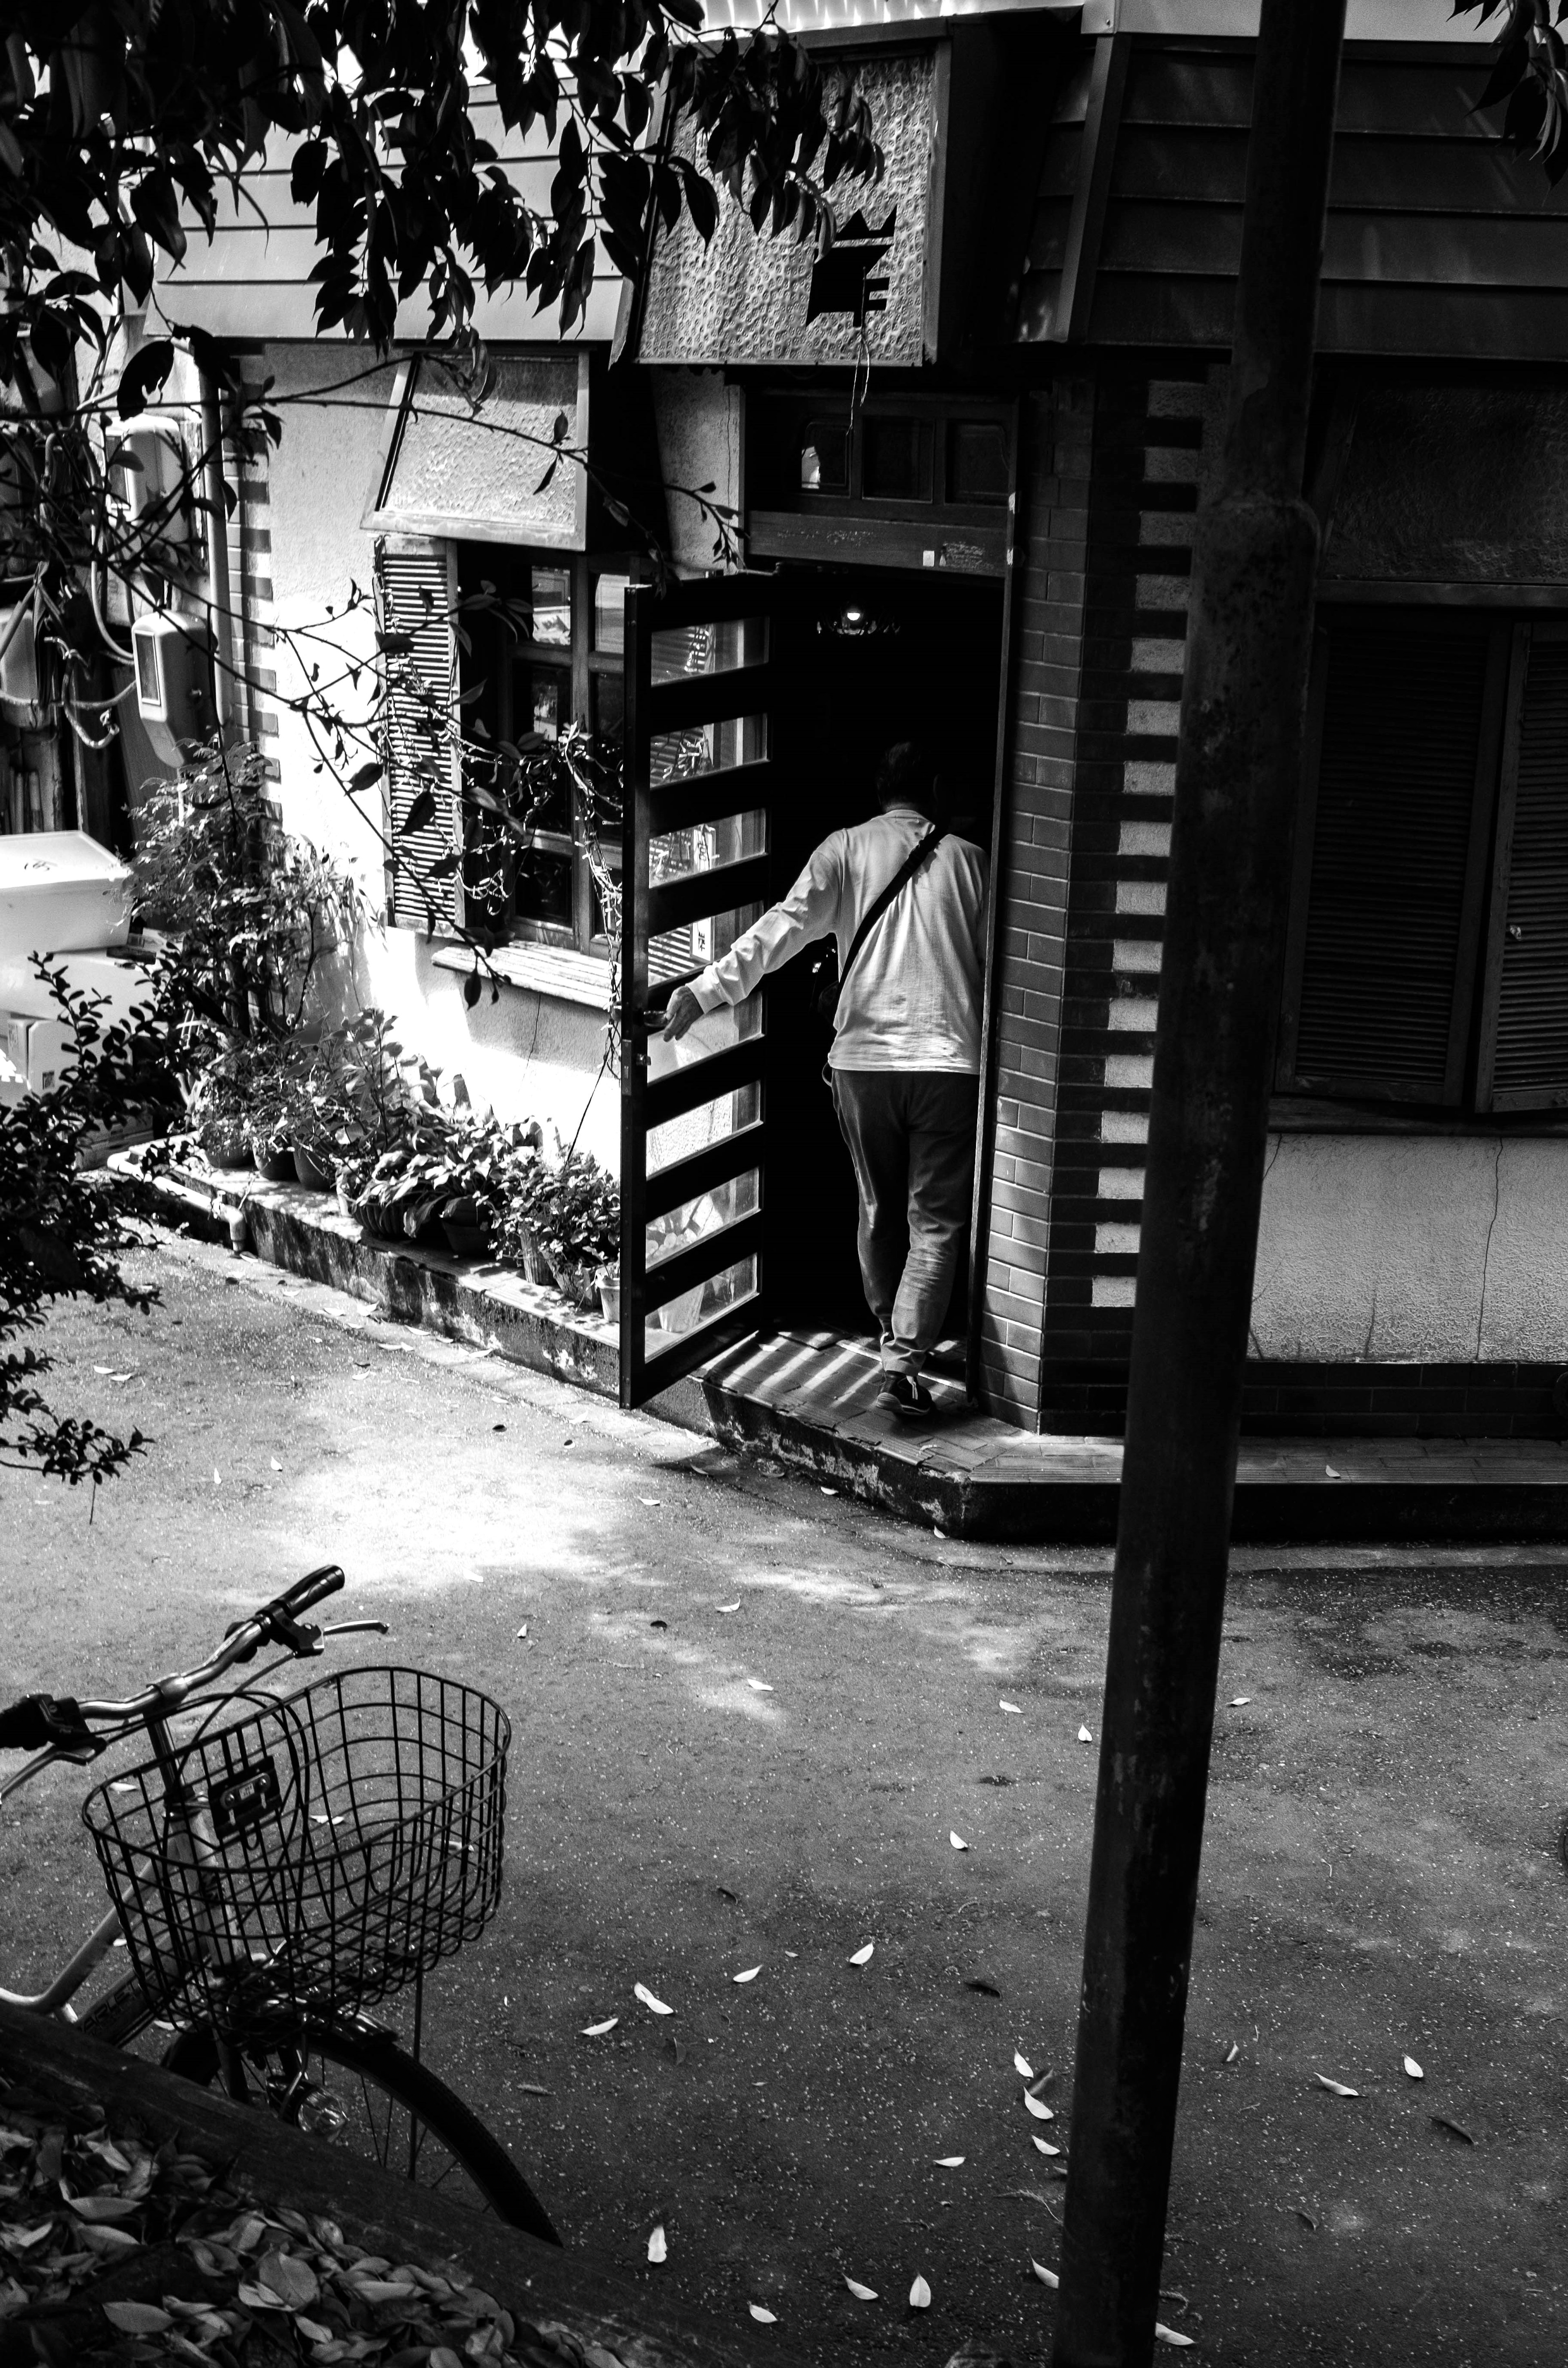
263,2022,561,2244
78,1975,560,2243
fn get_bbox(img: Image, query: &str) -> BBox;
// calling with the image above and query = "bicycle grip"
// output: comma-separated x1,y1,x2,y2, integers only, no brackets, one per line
276,1564,347,1618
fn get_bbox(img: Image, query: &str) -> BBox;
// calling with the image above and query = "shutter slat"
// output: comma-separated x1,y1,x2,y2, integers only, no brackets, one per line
1294,621,1488,1099
1492,640,1568,1104
379,542,459,934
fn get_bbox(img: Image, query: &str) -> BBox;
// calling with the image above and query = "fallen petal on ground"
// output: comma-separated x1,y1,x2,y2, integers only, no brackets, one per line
581,2017,618,2036
634,1984,673,2016
844,2277,878,2301
647,2225,667,2263
909,2275,931,2309
1030,2259,1059,2288
849,1942,874,1966
1314,2073,1359,2097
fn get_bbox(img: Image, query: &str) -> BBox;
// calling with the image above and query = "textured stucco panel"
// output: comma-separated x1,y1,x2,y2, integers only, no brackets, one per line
381,358,583,541
650,370,744,574
639,52,935,366
1250,1133,1568,1364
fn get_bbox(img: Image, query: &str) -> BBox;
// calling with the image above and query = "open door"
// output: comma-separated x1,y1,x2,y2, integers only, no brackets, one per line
619,574,784,1405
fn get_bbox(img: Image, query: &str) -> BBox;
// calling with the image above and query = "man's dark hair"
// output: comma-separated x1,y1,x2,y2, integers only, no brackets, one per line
875,742,938,814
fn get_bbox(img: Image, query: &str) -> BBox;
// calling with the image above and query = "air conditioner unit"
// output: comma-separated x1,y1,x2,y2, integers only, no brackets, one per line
131,611,215,765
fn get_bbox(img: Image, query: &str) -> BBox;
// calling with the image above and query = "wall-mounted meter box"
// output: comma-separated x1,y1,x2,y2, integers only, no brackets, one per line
131,611,215,765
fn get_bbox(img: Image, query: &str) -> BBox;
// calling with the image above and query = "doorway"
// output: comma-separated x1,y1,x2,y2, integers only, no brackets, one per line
763,563,1005,1339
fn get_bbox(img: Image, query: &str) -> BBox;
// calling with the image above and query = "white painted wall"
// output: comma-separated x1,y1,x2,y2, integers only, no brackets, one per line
255,343,620,1166
1251,1133,1568,1365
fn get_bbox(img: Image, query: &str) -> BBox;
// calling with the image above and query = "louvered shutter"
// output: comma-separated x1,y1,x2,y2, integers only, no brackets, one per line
1483,632,1568,1111
1285,617,1496,1105
376,537,460,934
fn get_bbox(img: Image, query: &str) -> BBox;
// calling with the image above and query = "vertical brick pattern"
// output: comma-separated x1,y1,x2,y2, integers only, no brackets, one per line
234,389,279,785
1036,370,1212,1432
976,381,1094,1426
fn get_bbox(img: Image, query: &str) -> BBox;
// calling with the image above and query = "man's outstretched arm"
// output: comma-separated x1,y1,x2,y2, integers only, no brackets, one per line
662,841,843,1039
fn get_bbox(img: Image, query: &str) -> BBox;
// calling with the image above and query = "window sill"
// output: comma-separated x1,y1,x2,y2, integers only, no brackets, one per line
431,939,613,1013
1270,1095,1568,1138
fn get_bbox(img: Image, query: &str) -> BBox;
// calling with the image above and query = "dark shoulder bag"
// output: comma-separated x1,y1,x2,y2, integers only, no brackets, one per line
809,826,946,1028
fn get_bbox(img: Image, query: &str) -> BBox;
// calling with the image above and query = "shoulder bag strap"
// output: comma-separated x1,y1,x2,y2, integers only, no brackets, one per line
831,827,945,1020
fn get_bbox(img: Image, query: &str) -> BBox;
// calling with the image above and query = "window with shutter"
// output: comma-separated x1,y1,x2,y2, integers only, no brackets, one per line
376,537,459,934
1478,627,1568,1112
1282,617,1501,1105
1279,609,1568,1118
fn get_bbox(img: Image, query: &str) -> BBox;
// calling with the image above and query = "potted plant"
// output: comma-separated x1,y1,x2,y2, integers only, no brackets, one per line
243,1041,299,1180
536,1155,620,1311
595,1259,620,1324
494,1145,557,1288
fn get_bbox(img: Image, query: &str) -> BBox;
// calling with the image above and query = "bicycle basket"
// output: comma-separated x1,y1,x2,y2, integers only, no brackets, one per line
82,1667,509,2029
82,1689,315,2029
272,1666,510,2012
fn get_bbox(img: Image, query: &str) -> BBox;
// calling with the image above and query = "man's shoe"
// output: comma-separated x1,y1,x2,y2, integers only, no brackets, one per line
876,1373,935,1422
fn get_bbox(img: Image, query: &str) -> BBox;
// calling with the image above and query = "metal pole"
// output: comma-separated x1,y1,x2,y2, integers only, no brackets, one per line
1051,4,1347,2363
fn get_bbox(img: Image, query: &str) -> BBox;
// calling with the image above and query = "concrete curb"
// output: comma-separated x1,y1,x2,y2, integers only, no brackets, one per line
108,1153,620,1401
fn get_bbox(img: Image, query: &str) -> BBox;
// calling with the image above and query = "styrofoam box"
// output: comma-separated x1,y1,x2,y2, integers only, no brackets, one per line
3,1015,76,1093
0,944,156,1025
0,831,134,958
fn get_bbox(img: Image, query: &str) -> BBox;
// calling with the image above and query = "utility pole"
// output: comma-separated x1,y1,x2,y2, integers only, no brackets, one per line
1051,3,1347,2363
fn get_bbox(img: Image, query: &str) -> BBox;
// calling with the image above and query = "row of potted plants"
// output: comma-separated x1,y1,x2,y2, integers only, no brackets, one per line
178,1011,622,1319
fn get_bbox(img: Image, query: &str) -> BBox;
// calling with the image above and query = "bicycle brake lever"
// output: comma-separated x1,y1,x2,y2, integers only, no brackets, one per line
320,1620,390,1639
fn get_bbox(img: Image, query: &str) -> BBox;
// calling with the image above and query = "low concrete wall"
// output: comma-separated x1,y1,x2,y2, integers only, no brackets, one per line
1251,1133,1568,1364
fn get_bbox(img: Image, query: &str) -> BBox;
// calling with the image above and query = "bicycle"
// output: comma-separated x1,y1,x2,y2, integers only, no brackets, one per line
0,1562,560,2245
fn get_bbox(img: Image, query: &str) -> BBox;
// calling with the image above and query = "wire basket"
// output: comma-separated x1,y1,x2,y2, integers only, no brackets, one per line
82,1667,510,2031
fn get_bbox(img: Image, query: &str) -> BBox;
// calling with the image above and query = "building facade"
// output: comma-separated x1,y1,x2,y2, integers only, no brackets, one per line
140,0,1568,1435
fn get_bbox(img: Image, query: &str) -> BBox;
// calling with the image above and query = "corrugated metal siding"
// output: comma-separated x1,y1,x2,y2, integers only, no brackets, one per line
158,109,621,344
1017,38,1568,357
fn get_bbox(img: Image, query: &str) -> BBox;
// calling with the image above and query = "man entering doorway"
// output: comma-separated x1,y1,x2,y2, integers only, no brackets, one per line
662,742,988,1419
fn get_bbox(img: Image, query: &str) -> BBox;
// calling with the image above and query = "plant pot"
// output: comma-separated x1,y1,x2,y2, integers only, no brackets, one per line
441,1219,490,1261
293,1144,334,1191
514,1226,552,1289
596,1263,621,1324
251,1133,295,1183
203,1126,252,1170
545,1248,598,1309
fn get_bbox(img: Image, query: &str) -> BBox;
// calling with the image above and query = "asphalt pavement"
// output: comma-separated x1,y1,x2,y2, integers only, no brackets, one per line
2,1227,1565,2365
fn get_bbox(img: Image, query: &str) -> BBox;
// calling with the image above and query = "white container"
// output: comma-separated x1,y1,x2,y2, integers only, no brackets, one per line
0,944,156,1025
0,831,134,958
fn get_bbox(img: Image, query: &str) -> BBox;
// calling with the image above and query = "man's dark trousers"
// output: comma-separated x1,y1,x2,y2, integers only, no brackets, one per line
831,1070,980,1380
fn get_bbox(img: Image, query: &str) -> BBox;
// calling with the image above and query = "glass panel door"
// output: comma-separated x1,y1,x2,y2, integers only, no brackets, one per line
619,575,781,1404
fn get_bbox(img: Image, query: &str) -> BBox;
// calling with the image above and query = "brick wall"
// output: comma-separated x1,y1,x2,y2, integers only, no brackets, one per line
975,381,1092,1426
1034,368,1210,1431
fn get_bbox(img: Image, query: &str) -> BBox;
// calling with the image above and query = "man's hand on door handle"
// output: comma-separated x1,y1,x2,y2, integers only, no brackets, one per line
661,986,704,1041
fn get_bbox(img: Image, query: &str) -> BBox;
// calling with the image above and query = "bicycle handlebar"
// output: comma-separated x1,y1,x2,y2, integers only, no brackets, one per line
0,1566,348,1757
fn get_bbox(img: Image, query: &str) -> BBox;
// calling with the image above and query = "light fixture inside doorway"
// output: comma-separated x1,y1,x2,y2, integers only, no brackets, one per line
819,600,901,640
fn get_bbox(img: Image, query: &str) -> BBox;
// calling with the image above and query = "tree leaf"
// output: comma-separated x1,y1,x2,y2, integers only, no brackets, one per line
1030,2259,1059,2288
102,2303,173,2334
843,2276,878,2301
1024,2092,1055,2122
403,789,438,836
1313,2073,1359,2098
849,1942,874,1966
349,760,383,792
909,2274,931,2309
634,1982,673,2015
647,2224,667,2263
258,2249,318,2308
